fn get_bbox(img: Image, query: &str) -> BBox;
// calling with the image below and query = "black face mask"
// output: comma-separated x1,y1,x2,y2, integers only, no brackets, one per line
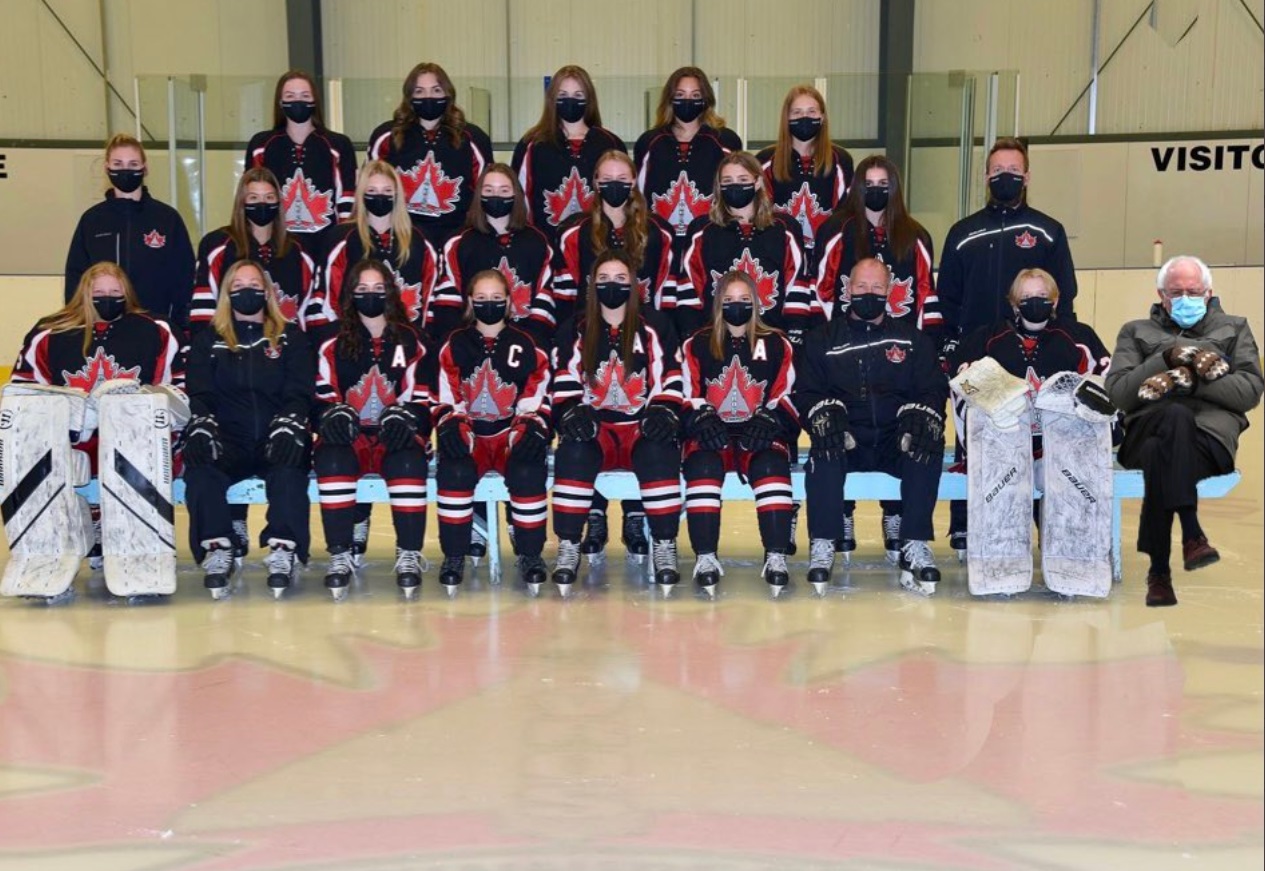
93,297,125,322
108,169,144,194
556,97,587,124
672,98,707,123
989,171,1025,205
787,117,823,142
595,281,631,309
849,293,887,321
598,181,632,208
472,300,508,325
480,195,515,219
1017,297,1055,325
281,101,316,124
722,301,754,327
363,194,395,218
243,202,279,227
354,293,387,318
230,287,267,316
720,183,757,210
863,186,890,212
411,97,449,122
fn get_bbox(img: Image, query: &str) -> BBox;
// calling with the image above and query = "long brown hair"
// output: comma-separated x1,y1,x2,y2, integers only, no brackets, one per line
336,259,413,360
708,152,774,230
709,270,776,360
353,161,413,270
465,163,530,233
586,150,648,266
581,249,641,381
271,70,325,129
212,260,288,352
43,262,144,355
771,85,835,183
391,62,466,150
839,155,921,263
653,66,727,130
522,65,603,147
227,167,292,258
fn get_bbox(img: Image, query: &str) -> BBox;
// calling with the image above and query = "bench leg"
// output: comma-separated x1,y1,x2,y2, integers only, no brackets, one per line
1112,497,1123,583
485,500,501,583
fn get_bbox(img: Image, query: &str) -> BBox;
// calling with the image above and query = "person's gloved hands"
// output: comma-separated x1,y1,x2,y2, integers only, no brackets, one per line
640,404,680,442
1139,367,1195,402
738,407,782,453
182,415,222,468
1163,345,1229,382
556,404,598,442
508,414,550,462
318,403,359,445
896,403,945,464
436,414,474,458
378,405,419,452
686,405,728,451
806,401,853,459
265,411,308,466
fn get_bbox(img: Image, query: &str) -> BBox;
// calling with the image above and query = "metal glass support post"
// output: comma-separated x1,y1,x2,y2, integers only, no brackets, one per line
133,78,142,141
983,72,999,156
1089,0,1102,135
957,76,976,221
735,78,748,146
196,83,207,237
167,77,177,204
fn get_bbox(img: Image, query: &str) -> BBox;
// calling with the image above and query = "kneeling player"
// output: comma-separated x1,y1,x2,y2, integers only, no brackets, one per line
432,270,551,594
313,259,432,601
680,271,797,596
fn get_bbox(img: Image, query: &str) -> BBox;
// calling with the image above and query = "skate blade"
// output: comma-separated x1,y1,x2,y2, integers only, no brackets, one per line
885,550,901,565
209,587,230,601
442,584,459,598
899,573,936,597
811,581,827,597
628,553,646,565
35,588,77,607
586,552,606,567
526,582,542,598
399,584,420,601
699,584,717,600
956,549,966,563
555,581,574,599
841,552,852,565
658,583,676,599
270,587,286,600
769,584,787,599
329,586,349,602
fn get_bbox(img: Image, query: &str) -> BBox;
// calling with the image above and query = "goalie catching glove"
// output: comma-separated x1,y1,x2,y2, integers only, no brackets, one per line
897,403,944,464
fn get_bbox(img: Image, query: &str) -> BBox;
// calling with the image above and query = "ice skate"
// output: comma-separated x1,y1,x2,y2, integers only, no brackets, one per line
437,554,464,598
324,550,355,601
202,539,235,600
87,509,103,571
468,525,487,567
265,540,297,599
836,512,856,564
882,511,903,564
808,538,834,596
552,539,581,597
351,517,370,567
762,551,790,597
396,549,426,599
692,552,723,598
622,511,649,564
518,554,547,597
580,509,608,566
950,530,967,563
899,540,939,596
652,538,680,595
232,518,250,566
786,502,800,556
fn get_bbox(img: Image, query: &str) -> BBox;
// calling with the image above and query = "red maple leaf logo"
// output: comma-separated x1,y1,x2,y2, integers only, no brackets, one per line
399,152,462,217
709,248,780,313
886,276,915,318
543,166,594,227
1015,230,1037,249
461,358,518,421
60,347,141,392
586,351,647,413
886,344,907,364
651,171,711,236
776,182,830,245
637,276,653,305
345,365,397,425
495,256,534,320
280,169,334,233
141,229,166,249
705,356,767,423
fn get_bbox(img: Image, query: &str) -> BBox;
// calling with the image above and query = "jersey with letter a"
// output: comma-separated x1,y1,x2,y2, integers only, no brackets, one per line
244,128,357,236
315,324,430,431
680,327,798,436
512,127,627,244
432,323,551,437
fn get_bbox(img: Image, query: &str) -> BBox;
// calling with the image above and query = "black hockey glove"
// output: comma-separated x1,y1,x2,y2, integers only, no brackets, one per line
436,414,474,459
640,403,680,443
265,411,308,467
378,405,419,452
318,403,359,446
1163,345,1229,382
937,336,959,375
556,404,598,442
686,404,729,451
509,414,550,463
738,407,782,453
806,402,852,458
1072,379,1116,419
896,403,945,465
182,415,221,468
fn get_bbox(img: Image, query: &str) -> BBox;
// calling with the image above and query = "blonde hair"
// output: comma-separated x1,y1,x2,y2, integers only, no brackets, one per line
708,152,774,230
1008,267,1060,310
354,161,413,270
43,262,144,355
211,260,287,352
771,85,834,183
103,133,147,191
709,270,775,359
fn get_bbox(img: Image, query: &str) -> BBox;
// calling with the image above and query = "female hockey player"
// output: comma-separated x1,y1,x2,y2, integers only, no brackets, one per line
511,65,627,245
680,270,798,596
367,62,495,245
550,250,684,597
313,259,432,601
183,259,314,600
432,270,552,594
244,70,357,254
755,85,854,261
64,134,194,328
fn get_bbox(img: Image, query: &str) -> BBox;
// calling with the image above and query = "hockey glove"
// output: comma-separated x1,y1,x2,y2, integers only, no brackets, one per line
1139,367,1195,402
378,405,419,452
937,336,960,375
318,403,359,445
806,402,853,458
640,403,680,443
897,403,945,465
508,414,550,463
686,405,729,451
739,407,783,453
265,411,309,467
182,415,222,468
556,404,599,442
1163,345,1229,382
436,414,474,459
1072,378,1116,421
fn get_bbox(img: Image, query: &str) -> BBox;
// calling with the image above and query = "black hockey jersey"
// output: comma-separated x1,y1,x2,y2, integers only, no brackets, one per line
633,125,742,239
511,127,627,243
755,144,854,258
434,226,556,344
244,129,358,237
315,324,430,431
12,313,181,390
680,327,798,436
366,122,495,245
432,323,551,437
814,216,941,331
952,318,1111,384
551,312,683,425
552,213,676,323
190,230,316,331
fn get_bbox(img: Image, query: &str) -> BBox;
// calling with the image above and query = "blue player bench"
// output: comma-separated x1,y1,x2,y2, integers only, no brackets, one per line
75,462,1242,585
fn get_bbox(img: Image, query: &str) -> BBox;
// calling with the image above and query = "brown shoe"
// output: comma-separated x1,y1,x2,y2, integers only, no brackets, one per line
1182,535,1220,571
1146,571,1178,607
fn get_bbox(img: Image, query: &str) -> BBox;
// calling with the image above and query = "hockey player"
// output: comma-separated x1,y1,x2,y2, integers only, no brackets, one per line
64,134,194,329
191,167,317,331
755,85,853,262
512,65,627,245
795,257,947,595
680,270,798,596
244,71,357,255
367,62,495,246
432,270,552,594
183,260,315,599
313,259,433,601
550,250,684,596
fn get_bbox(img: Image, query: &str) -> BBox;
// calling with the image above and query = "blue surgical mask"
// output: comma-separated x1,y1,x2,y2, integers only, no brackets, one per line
1170,295,1207,329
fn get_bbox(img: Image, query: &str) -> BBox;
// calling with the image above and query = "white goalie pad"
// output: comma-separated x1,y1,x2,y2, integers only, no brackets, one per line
142,384,191,431
2,383,91,443
966,402,1034,596
951,357,1032,429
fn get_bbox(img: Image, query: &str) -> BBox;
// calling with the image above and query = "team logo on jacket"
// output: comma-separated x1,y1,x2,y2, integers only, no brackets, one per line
778,183,830,246
142,229,166,249
886,277,915,319
462,358,518,421
885,344,907,364
61,347,142,392
543,166,594,227
281,169,334,232
652,171,711,236
710,249,779,313
706,356,767,423
346,365,397,425
400,152,462,217
495,256,534,320
585,351,647,413
1015,230,1037,249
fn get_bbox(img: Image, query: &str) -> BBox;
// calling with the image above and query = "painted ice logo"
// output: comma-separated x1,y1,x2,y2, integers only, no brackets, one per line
585,351,647,414
1015,230,1037,249
281,169,334,232
885,344,907,364
778,182,829,246
142,229,166,249
61,348,141,393
886,277,915,318
652,171,710,236
495,256,534,320
462,359,517,421
705,356,766,423
346,365,397,425
710,249,780,313
399,152,462,217
543,166,593,227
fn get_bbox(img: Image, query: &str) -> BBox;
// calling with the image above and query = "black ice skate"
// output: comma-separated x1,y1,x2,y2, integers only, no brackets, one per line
763,551,790,597
580,509,608,565
692,552,723,598
265,540,297,599
622,511,649,563
652,538,680,595
552,539,581,597
807,538,835,596
325,549,355,601
899,540,939,596
202,539,235,600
